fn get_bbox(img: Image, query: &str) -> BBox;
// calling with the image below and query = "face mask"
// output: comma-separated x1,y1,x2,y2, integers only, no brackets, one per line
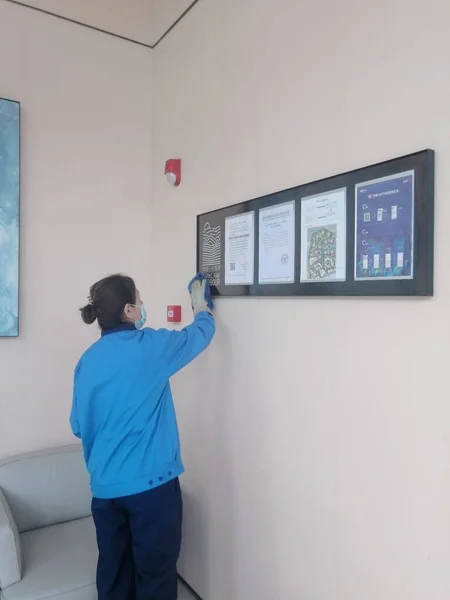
131,303,147,330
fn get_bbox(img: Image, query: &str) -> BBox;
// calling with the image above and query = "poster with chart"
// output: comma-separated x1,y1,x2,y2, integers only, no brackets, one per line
355,171,414,280
258,201,295,285
225,212,255,286
300,188,347,283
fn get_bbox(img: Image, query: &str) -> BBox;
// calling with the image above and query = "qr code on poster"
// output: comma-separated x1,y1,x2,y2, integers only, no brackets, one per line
230,262,235,271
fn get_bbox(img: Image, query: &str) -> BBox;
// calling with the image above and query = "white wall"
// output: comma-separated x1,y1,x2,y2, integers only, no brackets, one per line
152,1,450,599
0,1,153,459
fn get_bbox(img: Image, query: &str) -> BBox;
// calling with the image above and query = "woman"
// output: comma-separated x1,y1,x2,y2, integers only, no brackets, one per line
70,274,215,600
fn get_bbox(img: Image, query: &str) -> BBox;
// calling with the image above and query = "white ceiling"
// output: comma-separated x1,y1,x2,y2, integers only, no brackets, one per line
18,0,195,47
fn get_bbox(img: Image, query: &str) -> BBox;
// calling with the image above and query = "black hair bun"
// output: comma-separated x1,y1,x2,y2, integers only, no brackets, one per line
80,303,97,325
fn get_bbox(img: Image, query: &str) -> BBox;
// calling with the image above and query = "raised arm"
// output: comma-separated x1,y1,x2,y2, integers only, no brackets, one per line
147,276,216,378
151,312,215,378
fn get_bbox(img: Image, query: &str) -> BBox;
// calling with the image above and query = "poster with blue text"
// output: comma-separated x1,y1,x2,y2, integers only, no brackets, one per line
0,99,20,336
355,171,414,281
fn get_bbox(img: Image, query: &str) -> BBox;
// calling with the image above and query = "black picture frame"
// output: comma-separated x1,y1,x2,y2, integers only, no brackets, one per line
196,150,435,298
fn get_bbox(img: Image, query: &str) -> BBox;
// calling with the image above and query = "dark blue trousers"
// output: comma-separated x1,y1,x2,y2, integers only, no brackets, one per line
92,478,183,600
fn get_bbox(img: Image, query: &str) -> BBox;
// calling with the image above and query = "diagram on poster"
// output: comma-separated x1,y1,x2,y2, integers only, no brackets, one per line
355,171,414,280
300,188,347,283
201,222,222,286
258,201,295,285
225,212,255,285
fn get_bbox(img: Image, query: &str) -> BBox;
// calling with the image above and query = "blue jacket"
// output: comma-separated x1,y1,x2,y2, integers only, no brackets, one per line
70,312,215,499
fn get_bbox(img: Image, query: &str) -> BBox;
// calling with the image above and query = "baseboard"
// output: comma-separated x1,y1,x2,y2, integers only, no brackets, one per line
179,575,202,599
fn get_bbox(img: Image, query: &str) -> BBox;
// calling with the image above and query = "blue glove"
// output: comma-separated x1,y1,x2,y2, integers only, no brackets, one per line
188,274,215,313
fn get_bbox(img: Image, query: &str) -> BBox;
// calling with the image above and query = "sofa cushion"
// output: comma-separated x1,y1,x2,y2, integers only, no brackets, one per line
1,517,97,600
0,489,22,589
0,446,91,532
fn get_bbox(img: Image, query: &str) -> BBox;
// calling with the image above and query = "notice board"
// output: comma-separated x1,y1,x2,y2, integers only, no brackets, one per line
196,150,434,297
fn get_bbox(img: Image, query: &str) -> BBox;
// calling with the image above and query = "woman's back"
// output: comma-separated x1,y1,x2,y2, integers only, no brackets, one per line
71,317,215,499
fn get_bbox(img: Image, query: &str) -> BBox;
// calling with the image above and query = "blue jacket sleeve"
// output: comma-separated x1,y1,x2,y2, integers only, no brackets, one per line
150,311,216,379
70,365,81,439
70,396,81,439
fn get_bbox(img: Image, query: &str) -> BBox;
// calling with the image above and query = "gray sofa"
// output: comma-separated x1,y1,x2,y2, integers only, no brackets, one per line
0,445,97,600
0,446,194,600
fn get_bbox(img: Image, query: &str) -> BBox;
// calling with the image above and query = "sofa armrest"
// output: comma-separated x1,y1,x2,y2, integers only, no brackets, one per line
0,488,22,589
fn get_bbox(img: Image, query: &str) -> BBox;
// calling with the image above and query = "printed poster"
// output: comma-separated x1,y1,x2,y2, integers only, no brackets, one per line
300,188,347,283
355,171,414,280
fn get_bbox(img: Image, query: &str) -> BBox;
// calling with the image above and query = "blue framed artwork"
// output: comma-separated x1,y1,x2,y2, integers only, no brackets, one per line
0,98,20,337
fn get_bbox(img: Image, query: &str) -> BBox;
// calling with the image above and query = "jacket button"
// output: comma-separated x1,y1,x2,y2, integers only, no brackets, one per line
149,480,153,485
159,476,163,481
168,471,172,476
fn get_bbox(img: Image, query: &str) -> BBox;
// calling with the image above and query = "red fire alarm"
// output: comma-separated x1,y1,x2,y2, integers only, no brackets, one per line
165,158,181,187
167,305,182,323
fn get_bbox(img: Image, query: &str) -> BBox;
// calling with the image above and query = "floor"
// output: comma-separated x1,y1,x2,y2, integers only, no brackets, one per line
179,579,200,599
